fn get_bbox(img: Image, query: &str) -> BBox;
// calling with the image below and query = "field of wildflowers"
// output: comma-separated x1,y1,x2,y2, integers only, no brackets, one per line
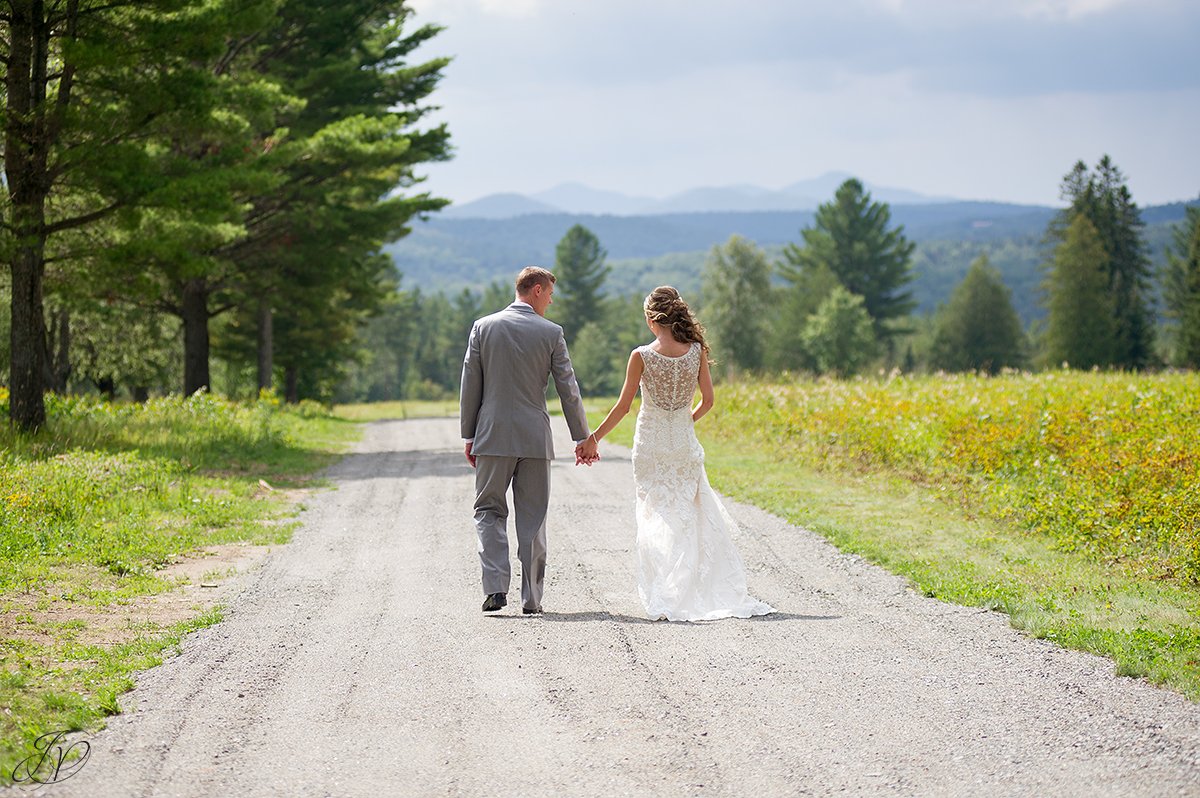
708,371,1200,584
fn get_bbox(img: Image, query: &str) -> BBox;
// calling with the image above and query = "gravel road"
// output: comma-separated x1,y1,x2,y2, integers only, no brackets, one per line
23,417,1200,797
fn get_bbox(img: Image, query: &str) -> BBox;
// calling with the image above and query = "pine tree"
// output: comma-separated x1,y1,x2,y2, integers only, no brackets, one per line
232,2,450,399
331,286,417,403
2,1,272,429
931,256,1026,373
1051,156,1154,368
224,3,451,398
1043,214,1117,369
1163,206,1200,368
780,178,915,352
702,235,772,374
552,224,610,345
272,252,395,403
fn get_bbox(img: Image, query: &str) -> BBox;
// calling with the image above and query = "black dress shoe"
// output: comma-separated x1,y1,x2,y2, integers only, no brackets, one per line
482,593,507,612
522,606,542,615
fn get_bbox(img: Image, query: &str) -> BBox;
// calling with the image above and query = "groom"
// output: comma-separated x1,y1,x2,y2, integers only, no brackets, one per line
460,266,592,615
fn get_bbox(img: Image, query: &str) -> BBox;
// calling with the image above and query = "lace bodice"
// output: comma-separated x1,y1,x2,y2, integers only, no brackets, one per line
638,342,700,411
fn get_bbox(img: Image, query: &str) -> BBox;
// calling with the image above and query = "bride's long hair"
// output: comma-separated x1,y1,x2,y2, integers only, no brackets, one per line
643,286,711,357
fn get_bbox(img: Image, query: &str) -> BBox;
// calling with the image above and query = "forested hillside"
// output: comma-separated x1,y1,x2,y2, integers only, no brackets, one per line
387,201,1193,320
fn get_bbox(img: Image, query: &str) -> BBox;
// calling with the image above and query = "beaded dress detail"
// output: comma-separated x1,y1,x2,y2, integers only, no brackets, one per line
631,342,775,621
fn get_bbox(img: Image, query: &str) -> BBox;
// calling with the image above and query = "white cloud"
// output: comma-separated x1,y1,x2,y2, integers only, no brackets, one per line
1013,0,1141,19
405,0,1200,206
478,0,541,17
868,0,1143,19
409,0,541,19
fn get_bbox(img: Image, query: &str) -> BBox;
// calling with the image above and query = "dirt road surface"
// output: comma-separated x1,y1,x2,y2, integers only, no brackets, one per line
24,418,1200,797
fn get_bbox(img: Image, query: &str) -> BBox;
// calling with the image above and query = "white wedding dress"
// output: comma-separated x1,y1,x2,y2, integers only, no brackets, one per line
632,342,776,622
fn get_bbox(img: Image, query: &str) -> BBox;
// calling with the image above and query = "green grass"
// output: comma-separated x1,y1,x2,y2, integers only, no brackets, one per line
333,399,459,421
716,372,1200,582
589,374,1200,700
337,395,619,422
0,391,359,781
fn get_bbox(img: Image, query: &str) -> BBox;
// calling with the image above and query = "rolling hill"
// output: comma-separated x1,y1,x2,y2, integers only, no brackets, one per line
387,200,1196,323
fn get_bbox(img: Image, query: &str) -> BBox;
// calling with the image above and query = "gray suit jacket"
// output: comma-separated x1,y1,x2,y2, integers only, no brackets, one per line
460,303,590,459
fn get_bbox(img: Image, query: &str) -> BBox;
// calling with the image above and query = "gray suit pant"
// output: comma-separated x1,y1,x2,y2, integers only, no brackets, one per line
473,455,551,611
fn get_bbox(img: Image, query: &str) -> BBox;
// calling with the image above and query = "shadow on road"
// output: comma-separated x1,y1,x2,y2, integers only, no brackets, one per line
486,611,842,624
331,449,595,482
332,450,473,481
746,612,841,623
487,611,655,624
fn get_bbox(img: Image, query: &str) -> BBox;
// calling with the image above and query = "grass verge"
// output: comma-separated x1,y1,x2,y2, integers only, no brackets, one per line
0,392,360,781
333,399,458,421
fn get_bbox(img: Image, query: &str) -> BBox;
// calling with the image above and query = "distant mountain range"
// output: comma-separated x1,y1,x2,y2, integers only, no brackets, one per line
387,199,1198,323
443,172,960,219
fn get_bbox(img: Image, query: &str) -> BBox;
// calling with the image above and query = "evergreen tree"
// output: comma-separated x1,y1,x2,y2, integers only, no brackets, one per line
1043,214,1117,369
552,224,610,345
269,250,400,402
800,287,877,377
407,290,459,396
702,235,772,375
1163,206,1200,368
2,1,272,429
1051,156,1154,368
338,287,418,403
781,178,915,351
210,2,449,399
931,256,1026,373
479,281,513,317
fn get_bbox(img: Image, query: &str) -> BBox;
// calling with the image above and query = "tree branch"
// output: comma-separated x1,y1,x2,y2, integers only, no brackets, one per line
47,0,79,144
43,199,121,235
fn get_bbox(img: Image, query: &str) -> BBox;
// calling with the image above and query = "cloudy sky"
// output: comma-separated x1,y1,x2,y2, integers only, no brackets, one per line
404,0,1199,207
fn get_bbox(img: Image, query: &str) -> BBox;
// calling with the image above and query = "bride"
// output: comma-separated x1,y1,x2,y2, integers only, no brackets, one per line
579,286,775,622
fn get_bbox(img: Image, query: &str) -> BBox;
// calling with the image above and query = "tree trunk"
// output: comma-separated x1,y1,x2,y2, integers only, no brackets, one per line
256,296,273,393
284,365,299,404
5,2,50,431
9,249,48,429
181,278,211,394
43,307,71,393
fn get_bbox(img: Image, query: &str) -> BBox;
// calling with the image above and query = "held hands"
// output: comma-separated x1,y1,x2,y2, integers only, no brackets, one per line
575,434,600,467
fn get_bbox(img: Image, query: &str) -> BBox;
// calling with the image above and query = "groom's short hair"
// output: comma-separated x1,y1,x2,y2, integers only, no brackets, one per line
516,266,556,296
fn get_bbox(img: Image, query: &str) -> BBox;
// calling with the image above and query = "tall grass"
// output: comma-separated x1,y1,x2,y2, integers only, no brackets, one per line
712,371,1200,583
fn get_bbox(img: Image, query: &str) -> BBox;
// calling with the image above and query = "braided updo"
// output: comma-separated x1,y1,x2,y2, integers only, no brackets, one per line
643,286,710,355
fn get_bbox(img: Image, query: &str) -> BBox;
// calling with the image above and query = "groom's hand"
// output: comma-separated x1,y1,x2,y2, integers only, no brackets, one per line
464,441,477,469
575,436,600,466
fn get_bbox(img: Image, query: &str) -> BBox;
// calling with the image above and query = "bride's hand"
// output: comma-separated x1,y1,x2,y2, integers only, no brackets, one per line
576,435,600,466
